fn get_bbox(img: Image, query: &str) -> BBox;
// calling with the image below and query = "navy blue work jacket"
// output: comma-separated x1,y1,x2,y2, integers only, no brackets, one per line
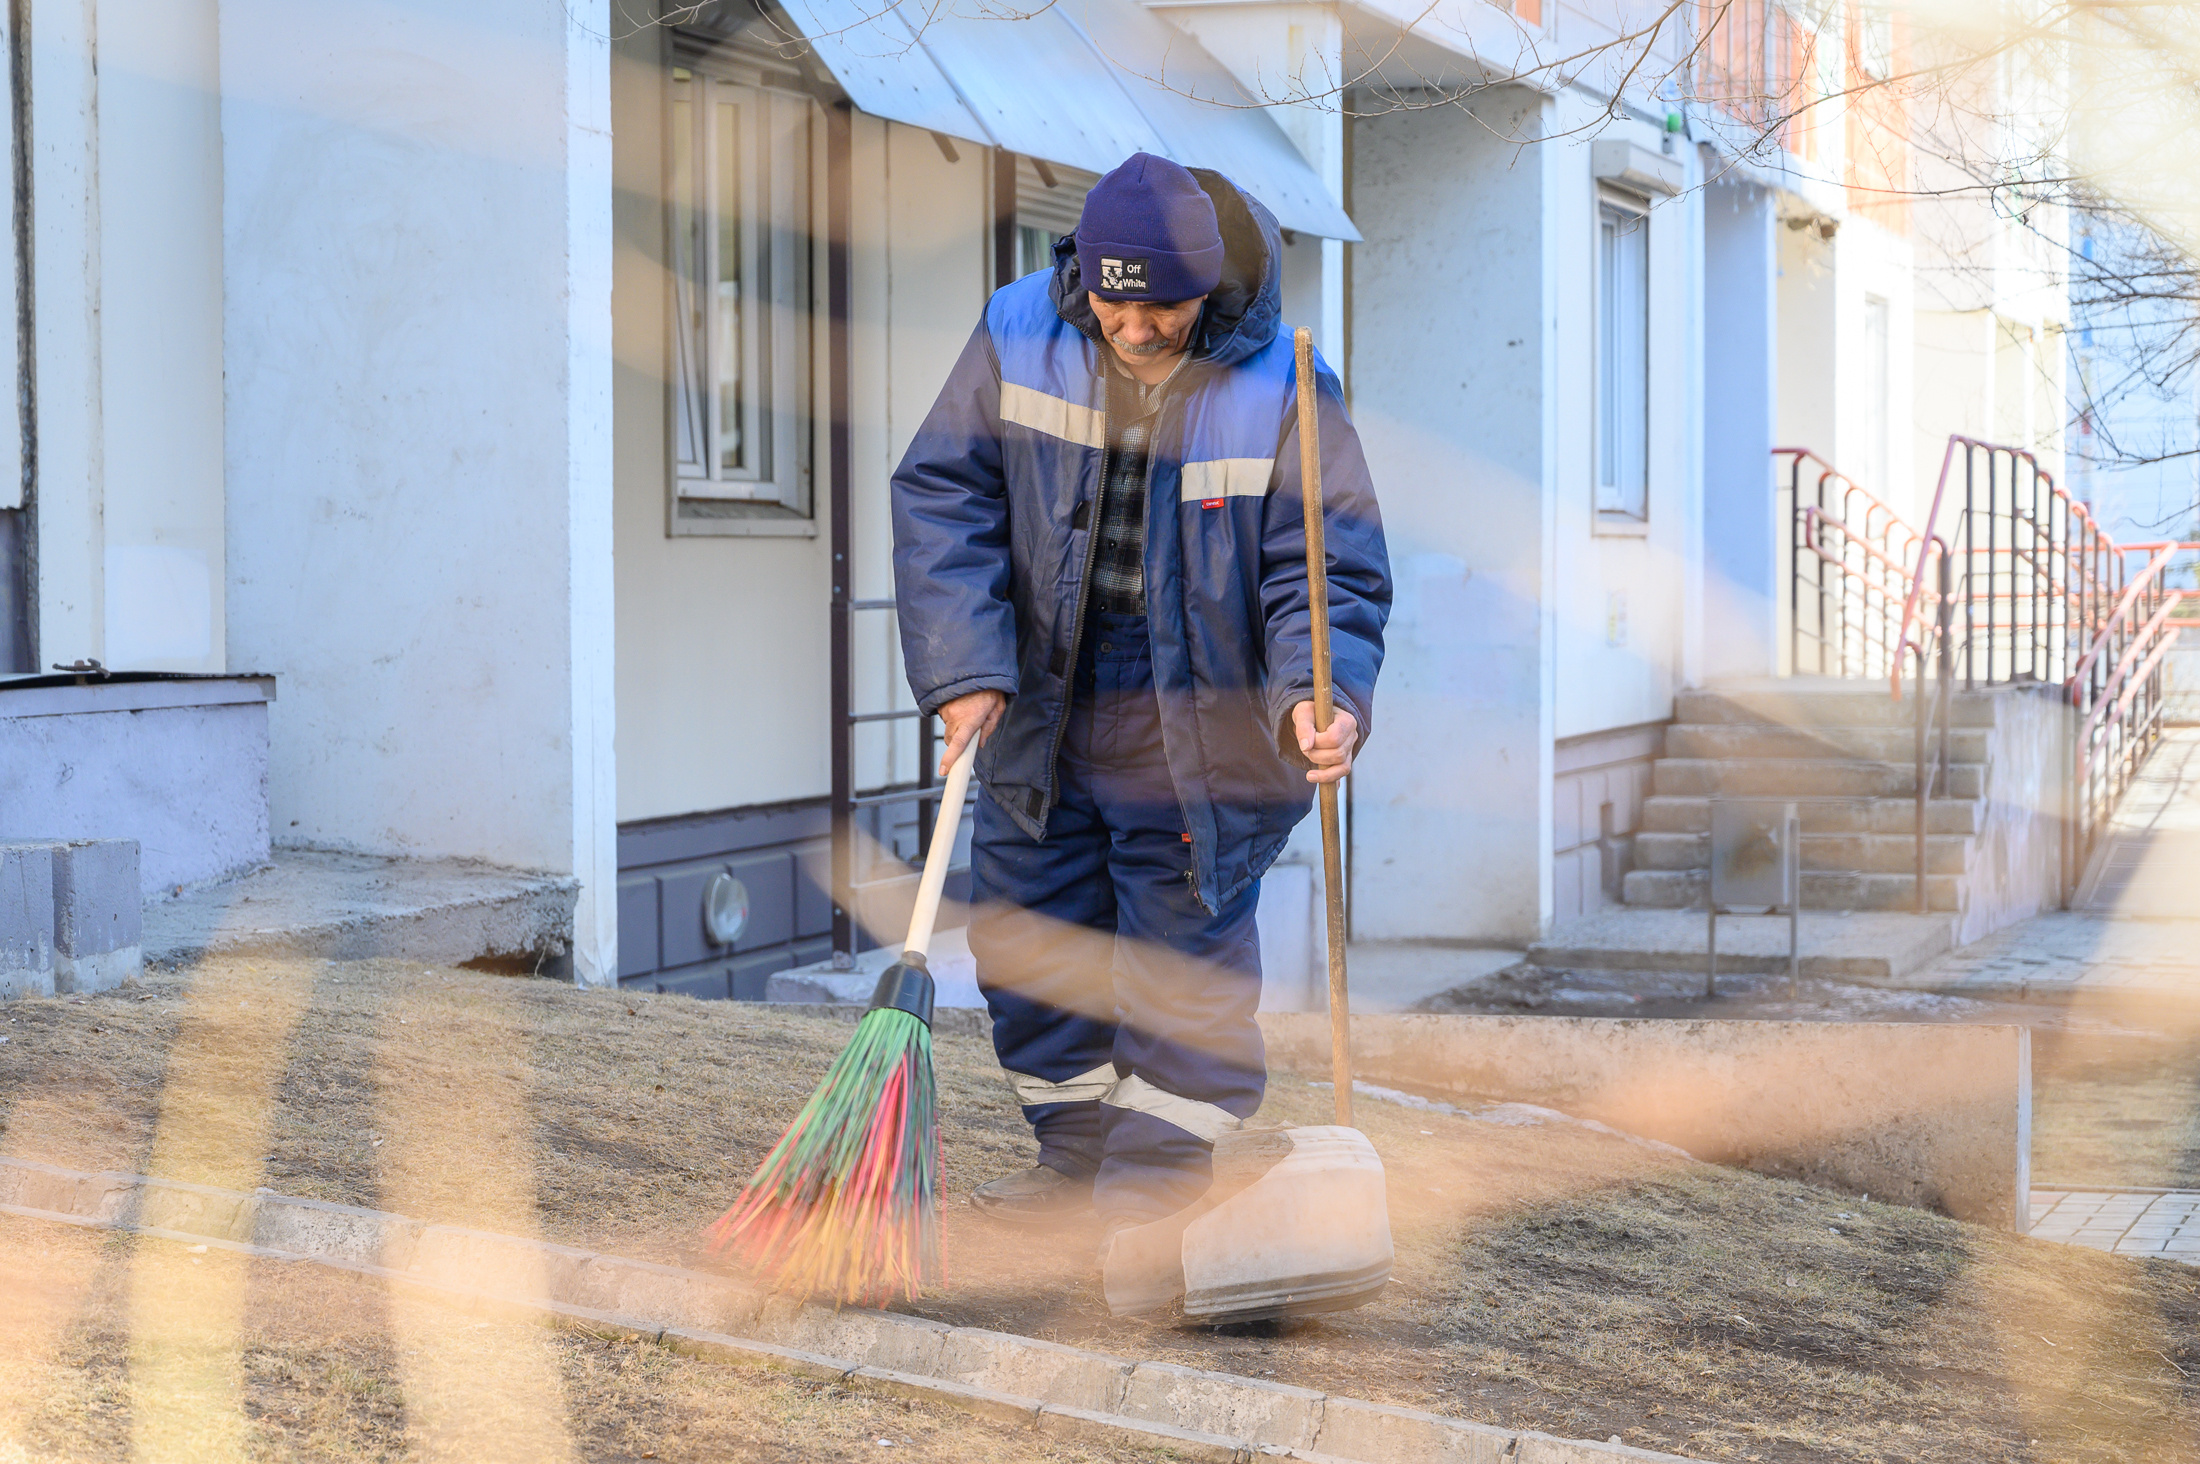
890,172,1390,913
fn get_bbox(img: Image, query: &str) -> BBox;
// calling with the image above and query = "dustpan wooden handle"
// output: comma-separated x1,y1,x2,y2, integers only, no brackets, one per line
1296,327,1353,1128
903,738,977,960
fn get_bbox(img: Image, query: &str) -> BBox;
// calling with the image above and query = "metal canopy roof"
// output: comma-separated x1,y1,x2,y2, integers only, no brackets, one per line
776,0,1360,241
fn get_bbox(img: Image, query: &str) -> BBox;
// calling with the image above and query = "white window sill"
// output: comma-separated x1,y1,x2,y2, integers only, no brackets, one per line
670,512,819,539
1593,512,1650,538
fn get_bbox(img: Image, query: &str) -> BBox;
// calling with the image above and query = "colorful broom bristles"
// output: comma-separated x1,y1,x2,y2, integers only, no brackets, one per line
705,1000,942,1307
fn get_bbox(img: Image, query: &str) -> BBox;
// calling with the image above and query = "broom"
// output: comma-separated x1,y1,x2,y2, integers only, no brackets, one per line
704,737,978,1306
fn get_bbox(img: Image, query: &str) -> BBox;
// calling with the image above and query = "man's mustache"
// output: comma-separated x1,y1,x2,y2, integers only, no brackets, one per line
1109,334,1176,356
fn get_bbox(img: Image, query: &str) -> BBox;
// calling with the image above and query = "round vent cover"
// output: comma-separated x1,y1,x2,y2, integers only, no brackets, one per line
704,871,749,946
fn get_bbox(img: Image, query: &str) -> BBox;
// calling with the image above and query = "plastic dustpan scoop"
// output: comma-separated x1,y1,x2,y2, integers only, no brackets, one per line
1101,1124,1393,1323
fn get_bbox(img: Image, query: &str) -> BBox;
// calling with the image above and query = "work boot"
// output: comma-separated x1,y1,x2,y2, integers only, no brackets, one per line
969,1165,1095,1228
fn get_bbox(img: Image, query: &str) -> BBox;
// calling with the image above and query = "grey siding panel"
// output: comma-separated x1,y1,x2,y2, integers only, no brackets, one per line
729,946,798,1001
651,965,731,1001
618,796,840,1000
617,876,660,976
795,844,834,939
655,862,723,971
617,800,829,868
728,849,794,952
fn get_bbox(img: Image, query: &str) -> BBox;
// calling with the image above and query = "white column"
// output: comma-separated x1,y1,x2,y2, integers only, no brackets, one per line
1700,179,1781,681
1347,92,1554,943
29,0,103,667
565,0,618,986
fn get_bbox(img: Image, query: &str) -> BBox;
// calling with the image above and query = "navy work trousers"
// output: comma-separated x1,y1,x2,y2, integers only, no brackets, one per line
968,611,1266,1225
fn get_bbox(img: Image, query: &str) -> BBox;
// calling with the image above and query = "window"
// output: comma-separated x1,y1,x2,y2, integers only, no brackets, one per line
1596,199,1650,523
1863,294,1890,491
668,63,814,522
1011,156,1096,282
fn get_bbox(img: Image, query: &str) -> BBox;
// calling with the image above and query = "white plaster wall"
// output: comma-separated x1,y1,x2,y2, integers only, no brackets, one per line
610,43,992,824
1550,108,1697,742
1830,215,1918,519
609,28,827,823
221,0,618,982
95,0,227,674
1701,178,1780,681
1776,221,1837,460
1347,91,1553,942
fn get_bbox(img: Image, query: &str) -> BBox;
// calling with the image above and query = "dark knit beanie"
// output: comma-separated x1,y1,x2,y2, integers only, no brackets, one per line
1074,153,1224,303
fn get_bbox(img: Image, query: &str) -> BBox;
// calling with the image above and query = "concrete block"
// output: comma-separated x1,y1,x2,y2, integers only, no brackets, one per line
657,1325,855,1385
51,840,141,993
1313,1396,1520,1463
846,1366,1043,1426
1515,1430,1700,1461
1116,1360,1325,1450
571,1255,762,1334
0,842,56,999
1262,1012,2033,1229
751,1299,951,1377
0,1156,129,1217
0,679,272,894
253,1192,424,1267
410,1224,593,1300
935,1327,1131,1413
773,925,983,1008
131,1178,257,1242
1034,1404,1243,1463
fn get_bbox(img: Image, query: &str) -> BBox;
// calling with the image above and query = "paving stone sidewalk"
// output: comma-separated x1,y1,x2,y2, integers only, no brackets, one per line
1896,727,2200,1005
2031,1189,2200,1262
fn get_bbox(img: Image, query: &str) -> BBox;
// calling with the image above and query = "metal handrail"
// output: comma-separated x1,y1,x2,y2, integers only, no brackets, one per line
1781,437,2193,911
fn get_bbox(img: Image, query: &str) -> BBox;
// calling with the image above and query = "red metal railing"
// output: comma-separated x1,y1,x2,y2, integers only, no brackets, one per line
2067,542,2196,878
1778,447,1934,681
1782,438,2195,908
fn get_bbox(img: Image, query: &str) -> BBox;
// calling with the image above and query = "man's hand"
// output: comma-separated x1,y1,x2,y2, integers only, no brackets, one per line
939,689,1008,775
1292,702,1359,785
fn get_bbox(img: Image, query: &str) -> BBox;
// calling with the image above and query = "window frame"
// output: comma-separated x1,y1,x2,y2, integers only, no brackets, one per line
663,42,822,538
1593,189,1652,531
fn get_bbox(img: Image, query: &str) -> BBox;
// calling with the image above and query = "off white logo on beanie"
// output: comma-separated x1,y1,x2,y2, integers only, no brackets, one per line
1098,257,1151,293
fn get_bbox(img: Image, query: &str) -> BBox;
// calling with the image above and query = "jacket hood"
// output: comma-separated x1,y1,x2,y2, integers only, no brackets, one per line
1050,168,1284,370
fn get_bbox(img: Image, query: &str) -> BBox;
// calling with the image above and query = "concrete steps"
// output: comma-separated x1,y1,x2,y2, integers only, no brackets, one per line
1621,678,1997,917
1652,757,1984,800
1622,868,1964,912
1666,723,1991,764
1675,682,2002,729
1633,829,1973,875
1639,793,1982,835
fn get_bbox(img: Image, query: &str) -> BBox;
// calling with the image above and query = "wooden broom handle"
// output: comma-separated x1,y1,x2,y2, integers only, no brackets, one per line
903,739,977,960
1295,327,1352,1128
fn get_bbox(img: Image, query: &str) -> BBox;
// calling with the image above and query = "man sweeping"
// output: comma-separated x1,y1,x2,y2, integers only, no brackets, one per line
890,153,1390,1258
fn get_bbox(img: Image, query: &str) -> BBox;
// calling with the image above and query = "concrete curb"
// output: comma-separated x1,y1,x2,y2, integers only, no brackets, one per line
0,1157,1710,1464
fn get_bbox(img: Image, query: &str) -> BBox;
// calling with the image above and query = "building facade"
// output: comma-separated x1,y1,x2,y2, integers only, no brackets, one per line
0,0,2069,989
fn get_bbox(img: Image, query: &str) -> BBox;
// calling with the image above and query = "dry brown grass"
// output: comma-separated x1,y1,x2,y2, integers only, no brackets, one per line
2031,1029,2200,1189
0,1222,1182,1464
3,956,2199,1461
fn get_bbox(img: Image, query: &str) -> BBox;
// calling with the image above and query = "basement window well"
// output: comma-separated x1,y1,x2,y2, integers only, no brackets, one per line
667,59,818,535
